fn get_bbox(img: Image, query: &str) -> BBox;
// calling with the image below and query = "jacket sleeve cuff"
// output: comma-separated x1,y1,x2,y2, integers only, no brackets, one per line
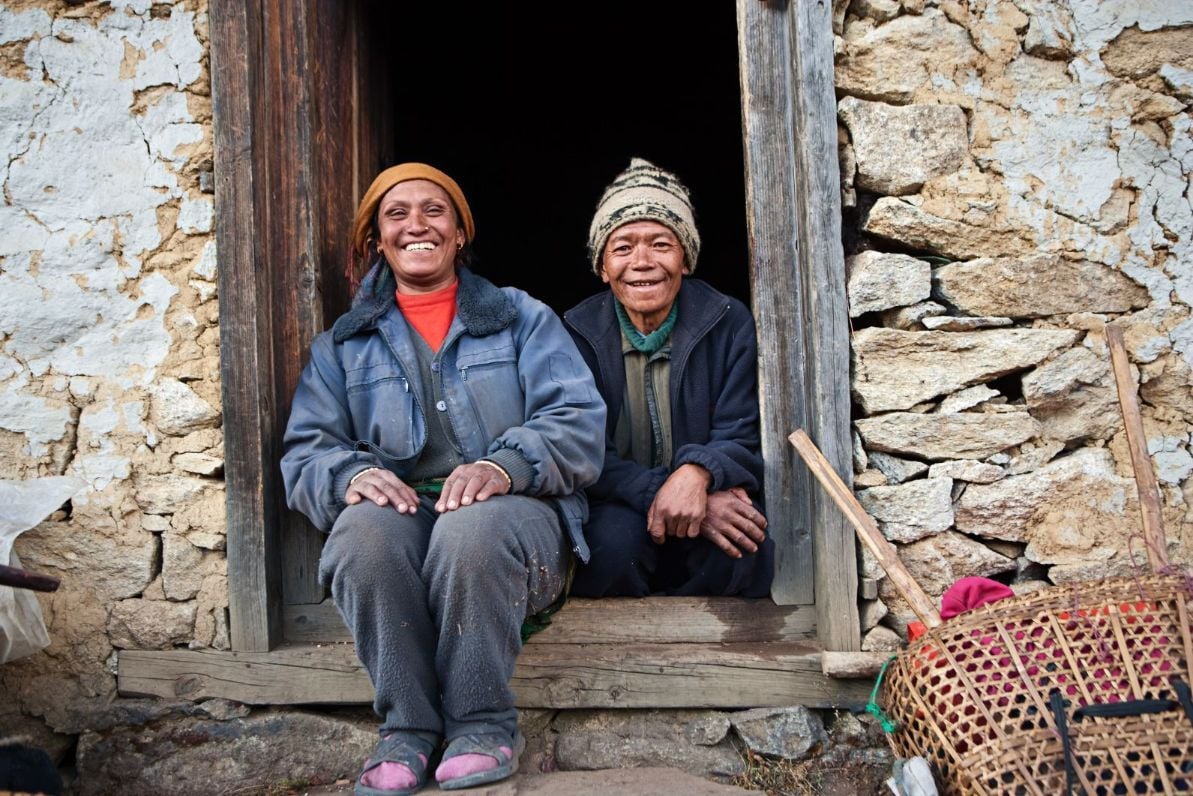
673,447,727,493
484,448,536,494
333,462,382,507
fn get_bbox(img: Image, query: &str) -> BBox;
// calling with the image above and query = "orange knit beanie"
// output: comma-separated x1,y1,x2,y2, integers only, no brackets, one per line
350,163,475,265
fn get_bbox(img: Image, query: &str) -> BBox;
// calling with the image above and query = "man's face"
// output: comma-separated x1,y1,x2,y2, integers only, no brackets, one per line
600,220,688,333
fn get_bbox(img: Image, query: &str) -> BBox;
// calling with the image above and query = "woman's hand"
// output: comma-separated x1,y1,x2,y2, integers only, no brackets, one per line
345,468,420,514
646,464,711,543
700,487,767,559
436,461,511,513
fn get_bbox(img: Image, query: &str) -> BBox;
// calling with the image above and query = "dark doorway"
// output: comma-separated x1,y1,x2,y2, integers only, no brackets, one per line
370,2,750,313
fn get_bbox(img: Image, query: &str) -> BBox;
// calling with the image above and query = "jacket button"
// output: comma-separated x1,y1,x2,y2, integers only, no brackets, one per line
436,400,447,412
430,362,440,372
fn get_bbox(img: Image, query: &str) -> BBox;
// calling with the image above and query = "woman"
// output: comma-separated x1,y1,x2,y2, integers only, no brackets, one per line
281,163,605,795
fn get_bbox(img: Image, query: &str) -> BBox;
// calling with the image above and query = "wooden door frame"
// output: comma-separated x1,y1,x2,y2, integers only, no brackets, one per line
737,0,858,649
213,0,859,654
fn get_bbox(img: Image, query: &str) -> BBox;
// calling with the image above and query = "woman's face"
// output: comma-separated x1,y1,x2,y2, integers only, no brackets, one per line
375,179,465,294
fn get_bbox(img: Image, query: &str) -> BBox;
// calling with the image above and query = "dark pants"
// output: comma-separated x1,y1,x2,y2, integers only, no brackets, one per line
319,495,568,742
570,498,775,597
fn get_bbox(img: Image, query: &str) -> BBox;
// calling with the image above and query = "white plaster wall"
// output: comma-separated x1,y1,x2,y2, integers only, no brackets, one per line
837,0,1193,635
0,0,224,734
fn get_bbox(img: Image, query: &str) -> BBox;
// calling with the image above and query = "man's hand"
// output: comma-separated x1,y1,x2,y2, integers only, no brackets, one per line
345,468,420,514
700,487,767,559
646,464,711,544
436,461,511,513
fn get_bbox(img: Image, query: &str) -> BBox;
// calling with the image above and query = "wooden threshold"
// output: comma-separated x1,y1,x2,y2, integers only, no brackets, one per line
118,597,872,709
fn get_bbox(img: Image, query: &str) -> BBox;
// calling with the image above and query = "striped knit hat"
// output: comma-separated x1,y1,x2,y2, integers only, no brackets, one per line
587,158,701,275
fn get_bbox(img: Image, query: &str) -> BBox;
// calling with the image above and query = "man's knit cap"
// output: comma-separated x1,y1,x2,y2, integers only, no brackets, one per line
587,158,700,275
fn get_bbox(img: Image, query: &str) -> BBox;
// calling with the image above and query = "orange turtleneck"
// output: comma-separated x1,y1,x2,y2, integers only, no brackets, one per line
395,280,458,352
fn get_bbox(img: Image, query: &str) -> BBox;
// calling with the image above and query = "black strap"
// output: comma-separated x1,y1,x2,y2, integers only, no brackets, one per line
1071,677,1193,723
1074,698,1177,719
1050,689,1078,796
1172,677,1193,725
1052,678,1193,796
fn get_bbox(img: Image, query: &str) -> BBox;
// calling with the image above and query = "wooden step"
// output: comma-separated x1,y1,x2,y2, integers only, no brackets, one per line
118,597,872,709
284,596,817,644
119,640,870,709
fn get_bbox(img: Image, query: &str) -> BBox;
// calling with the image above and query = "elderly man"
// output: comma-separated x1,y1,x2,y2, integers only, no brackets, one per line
564,158,774,597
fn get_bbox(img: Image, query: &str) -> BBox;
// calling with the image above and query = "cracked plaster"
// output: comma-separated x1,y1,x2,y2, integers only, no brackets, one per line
0,0,222,732
841,0,1193,632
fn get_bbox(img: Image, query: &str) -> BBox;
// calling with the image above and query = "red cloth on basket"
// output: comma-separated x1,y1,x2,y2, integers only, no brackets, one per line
939,576,1014,620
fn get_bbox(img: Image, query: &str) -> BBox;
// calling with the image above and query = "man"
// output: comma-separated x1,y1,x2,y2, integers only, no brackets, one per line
564,158,774,597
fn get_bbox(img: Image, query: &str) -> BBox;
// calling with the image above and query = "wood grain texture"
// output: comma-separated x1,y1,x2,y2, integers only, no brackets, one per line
211,0,281,652
265,0,328,607
821,651,891,679
1106,325,1169,569
736,0,815,606
789,0,860,652
736,0,858,650
119,642,872,710
285,597,818,645
791,430,941,628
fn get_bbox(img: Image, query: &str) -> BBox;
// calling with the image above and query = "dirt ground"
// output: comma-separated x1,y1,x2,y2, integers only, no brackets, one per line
287,767,753,795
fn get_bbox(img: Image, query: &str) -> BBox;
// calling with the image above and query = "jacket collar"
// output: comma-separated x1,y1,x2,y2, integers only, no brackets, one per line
333,263,516,342
566,278,729,351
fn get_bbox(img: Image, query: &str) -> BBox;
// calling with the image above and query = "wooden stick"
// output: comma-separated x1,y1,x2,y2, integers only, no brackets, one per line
789,429,942,628
0,563,60,592
1105,325,1169,570
821,650,891,679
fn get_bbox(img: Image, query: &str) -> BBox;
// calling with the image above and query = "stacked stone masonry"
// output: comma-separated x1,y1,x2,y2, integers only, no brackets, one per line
837,0,1193,643
0,0,1191,790
0,0,223,749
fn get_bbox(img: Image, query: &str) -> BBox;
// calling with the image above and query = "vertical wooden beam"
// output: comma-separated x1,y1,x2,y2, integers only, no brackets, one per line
211,0,281,651
737,0,814,606
737,0,859,650
261,0,330,606
214,0,400,648
790,0,859,652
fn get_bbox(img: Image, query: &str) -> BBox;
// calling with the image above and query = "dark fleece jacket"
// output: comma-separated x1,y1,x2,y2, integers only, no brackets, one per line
563,278,764,516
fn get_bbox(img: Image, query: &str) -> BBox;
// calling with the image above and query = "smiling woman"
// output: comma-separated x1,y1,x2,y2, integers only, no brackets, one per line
280,162,607,793
374,181,466,295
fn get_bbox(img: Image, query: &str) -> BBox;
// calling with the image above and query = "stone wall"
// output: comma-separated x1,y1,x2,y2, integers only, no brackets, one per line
0,0,221,747
2,0,1191,788
835,0,1193,640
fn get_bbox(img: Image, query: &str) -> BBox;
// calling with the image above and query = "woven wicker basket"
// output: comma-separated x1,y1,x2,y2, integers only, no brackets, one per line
791,327,1193,795
881,573,1193,795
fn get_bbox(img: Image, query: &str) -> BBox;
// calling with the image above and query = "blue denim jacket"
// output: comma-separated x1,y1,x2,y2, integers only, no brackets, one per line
281,265,606,561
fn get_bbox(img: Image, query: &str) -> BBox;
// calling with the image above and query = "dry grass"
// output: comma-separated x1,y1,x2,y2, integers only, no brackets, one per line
731,749,818,795
730,748,889,796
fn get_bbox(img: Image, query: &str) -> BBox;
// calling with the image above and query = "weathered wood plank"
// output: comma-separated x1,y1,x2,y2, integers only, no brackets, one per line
285,597,818,645
736,0,815,607
736,0,859,648
263,0,328,607
790,0,860,653
821,651,890,679
514,642,870,709
119,642,872,710
211,0,282,652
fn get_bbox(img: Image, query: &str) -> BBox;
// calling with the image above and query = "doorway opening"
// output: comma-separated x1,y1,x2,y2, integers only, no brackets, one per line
371,2,750,314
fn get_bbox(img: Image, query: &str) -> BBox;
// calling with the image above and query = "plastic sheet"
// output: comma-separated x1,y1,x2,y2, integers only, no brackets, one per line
0,477,81,663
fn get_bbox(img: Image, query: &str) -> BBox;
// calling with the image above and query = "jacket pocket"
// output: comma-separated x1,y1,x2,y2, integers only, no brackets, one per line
455,344,524,441
344,361,420,461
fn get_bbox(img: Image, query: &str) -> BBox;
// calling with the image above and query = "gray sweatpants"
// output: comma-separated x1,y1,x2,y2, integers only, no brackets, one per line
319,495,568,742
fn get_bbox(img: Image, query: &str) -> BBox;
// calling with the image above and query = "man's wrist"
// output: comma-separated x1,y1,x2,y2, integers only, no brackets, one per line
678,463,712,489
